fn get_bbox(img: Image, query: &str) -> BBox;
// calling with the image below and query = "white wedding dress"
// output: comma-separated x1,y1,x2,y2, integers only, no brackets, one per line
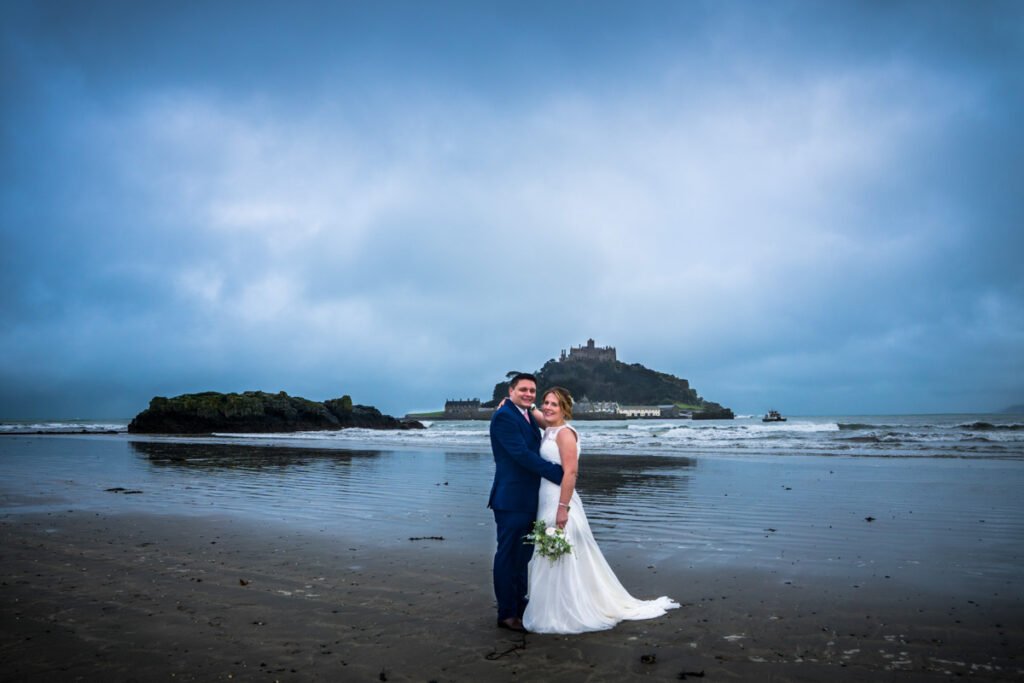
522,424,679,634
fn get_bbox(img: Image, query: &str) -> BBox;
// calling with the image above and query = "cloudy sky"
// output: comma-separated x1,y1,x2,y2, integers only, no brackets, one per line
2,1,1022,418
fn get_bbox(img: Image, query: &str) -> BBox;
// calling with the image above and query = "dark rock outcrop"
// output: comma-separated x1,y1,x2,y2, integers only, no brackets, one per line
690,403,736,420
128,391,423,434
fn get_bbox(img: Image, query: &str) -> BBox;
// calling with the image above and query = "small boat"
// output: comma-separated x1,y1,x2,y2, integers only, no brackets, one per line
762,410,787,422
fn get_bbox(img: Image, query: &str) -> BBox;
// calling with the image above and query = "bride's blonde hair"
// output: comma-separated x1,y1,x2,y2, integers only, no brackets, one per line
542,386,574,421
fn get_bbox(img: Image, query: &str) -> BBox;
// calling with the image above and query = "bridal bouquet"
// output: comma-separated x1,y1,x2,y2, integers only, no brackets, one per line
524,519,572,561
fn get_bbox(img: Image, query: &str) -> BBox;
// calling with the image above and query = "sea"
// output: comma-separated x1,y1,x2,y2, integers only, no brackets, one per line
2,413,1022,596
3,413,1021,460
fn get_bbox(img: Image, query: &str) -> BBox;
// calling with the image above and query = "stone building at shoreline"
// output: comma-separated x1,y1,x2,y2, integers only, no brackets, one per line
443,398,492,419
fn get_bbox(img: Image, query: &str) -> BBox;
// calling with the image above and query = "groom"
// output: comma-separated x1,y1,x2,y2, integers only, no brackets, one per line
488,373,564,632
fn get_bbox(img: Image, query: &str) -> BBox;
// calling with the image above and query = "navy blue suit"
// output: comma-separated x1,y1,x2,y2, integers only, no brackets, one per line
488,401,563,621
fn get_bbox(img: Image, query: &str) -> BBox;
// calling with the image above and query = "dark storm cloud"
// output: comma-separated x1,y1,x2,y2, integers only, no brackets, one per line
1,1,1021,417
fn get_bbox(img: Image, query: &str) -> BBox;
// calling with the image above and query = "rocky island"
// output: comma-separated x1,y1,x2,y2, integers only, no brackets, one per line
128,391,423,434
419,339,734,420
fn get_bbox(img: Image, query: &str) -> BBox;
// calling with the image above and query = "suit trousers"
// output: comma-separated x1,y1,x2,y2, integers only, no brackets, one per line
492,509,536,620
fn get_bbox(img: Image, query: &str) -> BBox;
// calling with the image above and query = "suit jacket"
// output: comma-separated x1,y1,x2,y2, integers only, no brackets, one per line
488,400,564,512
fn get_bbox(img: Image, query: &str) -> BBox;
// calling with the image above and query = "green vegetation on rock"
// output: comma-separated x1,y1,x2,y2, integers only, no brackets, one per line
405,410,446,419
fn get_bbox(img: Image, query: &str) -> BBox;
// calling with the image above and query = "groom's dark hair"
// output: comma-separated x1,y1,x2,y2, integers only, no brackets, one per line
509,373,537,388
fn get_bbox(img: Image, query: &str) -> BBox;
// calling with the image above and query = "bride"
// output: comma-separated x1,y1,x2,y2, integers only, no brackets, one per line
522,386,679,634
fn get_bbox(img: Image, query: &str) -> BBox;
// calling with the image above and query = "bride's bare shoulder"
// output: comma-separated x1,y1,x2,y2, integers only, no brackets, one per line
555,424,578,443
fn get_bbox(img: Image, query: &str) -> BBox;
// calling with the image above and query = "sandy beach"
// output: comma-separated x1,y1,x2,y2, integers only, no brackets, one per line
1,508,1020,682
1,432,1022,681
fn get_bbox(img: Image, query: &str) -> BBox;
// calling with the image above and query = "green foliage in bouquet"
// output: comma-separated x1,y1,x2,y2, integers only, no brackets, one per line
523,519,573,561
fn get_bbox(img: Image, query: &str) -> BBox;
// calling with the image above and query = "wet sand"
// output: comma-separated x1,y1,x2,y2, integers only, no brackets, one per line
2,509,1021,682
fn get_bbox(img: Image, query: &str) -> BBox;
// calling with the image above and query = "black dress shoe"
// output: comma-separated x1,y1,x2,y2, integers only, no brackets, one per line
497,617,526,632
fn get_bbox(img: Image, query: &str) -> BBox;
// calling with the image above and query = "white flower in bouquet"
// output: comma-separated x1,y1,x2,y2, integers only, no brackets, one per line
524,519,572,561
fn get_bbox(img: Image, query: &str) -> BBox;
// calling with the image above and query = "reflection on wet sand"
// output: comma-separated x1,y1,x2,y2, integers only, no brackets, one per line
578,453,695,497
5,436,1023,598
575,454,696,549
130,441,384,470
124,442,699,550
126,440,495,545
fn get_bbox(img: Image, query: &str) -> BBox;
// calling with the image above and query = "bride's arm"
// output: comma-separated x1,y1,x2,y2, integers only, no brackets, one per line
554,428,578,529
530,404,549,428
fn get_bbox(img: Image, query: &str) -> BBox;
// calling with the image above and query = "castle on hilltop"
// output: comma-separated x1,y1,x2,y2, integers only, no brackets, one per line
559,338,616,363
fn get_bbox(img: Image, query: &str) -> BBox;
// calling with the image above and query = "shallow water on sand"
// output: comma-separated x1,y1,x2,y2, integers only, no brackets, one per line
2,434,1022,601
